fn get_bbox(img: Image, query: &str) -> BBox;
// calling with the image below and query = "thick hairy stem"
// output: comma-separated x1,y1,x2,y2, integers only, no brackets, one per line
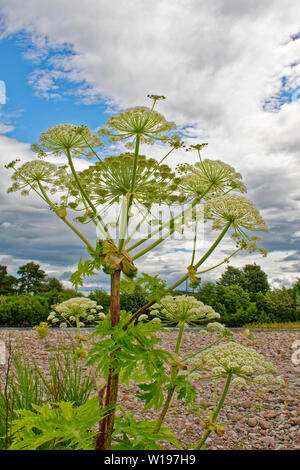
96,269,121,450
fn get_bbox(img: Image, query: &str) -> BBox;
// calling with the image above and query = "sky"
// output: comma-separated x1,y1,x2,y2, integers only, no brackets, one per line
0,0,300,293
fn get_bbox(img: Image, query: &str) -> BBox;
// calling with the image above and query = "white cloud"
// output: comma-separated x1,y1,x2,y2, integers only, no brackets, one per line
0,123,14,134
0,0,300,287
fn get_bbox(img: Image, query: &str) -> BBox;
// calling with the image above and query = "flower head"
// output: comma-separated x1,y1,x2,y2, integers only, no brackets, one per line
67,153,182,211
149,295,220,326
205,194,267,234
178,159,246,199
31,124,103,158
98,106,175,145
33,322,50,339
147,94,166,103
48,297,104,327
7,160,68,196
187,341,282,385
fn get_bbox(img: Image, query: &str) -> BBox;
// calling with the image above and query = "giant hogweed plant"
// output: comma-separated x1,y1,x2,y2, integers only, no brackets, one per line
5,95,282,450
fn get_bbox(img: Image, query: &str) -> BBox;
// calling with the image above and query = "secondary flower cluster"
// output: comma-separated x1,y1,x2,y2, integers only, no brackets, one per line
178,159,246,199
149,295,220,326
205,194,267,233
98,106,176,146
31,124,103,158
47,297,105,328
187,341,284,387
33,322,50,338
7,160,68,197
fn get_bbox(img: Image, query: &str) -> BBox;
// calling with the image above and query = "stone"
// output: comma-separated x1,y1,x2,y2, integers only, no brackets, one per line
263,411,277,419
248,418,257,427
291,417,300,426
240,400,252,409
259,419,271,430
261,436,275,447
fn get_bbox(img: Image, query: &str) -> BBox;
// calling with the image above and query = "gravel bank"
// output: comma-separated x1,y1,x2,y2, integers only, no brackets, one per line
0,328,299,450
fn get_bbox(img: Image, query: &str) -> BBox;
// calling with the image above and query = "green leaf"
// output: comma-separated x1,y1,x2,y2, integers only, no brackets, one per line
112,411,183,450
136,273,167,302
9,398,113,450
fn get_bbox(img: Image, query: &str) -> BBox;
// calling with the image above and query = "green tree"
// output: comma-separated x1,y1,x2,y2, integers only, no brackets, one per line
242,263,269,299
0,295,49,326
88,289,111,313
43,277,64,292
218,266,246,289
0,265,18,295
17,262,47,294
216,284,250,315
120,284,148,314
263,288,295,322
292,279,300,320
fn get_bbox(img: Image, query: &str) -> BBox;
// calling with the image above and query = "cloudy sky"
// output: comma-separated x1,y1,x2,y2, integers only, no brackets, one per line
0,0,300,292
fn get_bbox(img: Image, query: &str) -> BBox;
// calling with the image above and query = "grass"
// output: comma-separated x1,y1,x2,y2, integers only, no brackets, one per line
0,345,95,449
243,322,300,329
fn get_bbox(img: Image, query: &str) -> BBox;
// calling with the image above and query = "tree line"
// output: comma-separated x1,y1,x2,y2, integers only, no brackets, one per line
0,262,299,326
195,264,300,326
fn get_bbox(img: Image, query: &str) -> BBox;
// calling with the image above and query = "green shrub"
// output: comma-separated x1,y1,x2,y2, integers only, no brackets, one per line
221,302,258,327
262,288,295,322
0,290,84,326
0,295,49,326
120,285,148,314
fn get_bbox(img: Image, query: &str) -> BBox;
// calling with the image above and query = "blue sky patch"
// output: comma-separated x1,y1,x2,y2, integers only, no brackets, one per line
0,36,107,143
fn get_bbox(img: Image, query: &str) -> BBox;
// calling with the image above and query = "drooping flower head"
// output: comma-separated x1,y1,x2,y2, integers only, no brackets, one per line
7,160,68,196
149,295,220,326
31,124,103,158
187,341,284,387
206,194,267,232
98,106,176,146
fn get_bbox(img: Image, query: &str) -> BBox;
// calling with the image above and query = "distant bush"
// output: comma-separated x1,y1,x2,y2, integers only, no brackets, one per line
0,289,84,326
0,295,49,326
262,288,295,322
221,302,258,327
196,278,299,326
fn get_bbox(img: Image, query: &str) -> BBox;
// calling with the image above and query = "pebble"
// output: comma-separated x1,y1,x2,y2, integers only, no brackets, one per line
263,411,277,419
259,419,271,430
261,436,275,447
290,417,300,426
240,400,252,409
248,418,258,427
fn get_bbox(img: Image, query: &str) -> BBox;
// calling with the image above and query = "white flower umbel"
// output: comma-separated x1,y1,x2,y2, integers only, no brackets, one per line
189,341,284,450
98,106,175,145
188,341,284,385
149,295,220,327
48,297,105,358
48,297,104,328
178,159,246,199
31,124,103,158
205,194,267,233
